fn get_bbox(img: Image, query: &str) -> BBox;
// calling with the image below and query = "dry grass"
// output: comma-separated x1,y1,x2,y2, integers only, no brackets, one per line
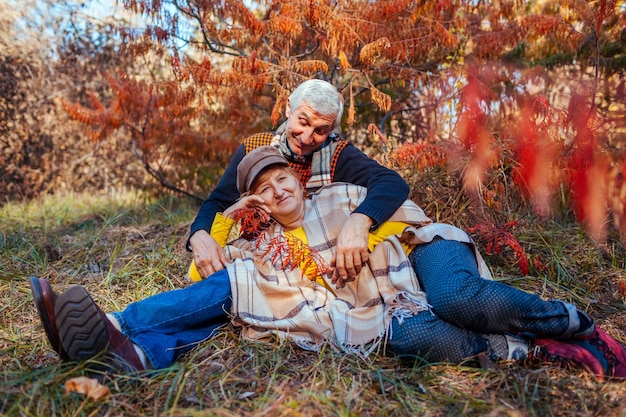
2,187,626,416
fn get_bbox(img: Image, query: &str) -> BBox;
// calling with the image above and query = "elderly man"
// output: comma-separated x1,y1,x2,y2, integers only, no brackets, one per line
188,79,409,283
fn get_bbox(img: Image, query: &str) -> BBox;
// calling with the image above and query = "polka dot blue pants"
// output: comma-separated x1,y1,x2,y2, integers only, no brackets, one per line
388,238,571,363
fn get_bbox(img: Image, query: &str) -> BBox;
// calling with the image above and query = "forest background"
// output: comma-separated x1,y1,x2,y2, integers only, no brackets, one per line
2,0,626,415
3,0,626,245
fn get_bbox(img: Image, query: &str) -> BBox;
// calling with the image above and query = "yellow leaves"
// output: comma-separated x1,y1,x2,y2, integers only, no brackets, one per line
359,38,391,67
267,12,302,38
338,51,351,72
65,377,110,401
370,85,391,113
271,85,289,127
293,60,329,76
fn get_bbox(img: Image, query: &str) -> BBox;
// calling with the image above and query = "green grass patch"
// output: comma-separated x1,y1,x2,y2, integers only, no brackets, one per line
2,190,626,416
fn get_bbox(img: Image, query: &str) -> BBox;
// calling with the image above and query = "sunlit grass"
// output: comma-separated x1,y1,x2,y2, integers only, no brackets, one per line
2,189,626,416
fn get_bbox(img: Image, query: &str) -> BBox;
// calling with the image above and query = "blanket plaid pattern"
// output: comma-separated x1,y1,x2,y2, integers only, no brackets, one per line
224,183,491,353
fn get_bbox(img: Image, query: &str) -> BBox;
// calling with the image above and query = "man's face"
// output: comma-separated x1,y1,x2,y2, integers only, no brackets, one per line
284,102,336,156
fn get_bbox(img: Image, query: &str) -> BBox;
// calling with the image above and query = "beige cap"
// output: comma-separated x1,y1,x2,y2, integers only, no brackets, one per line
237,146,289,193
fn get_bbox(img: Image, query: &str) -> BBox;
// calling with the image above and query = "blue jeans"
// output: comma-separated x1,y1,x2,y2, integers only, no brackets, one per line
112,269,232,369
112,239,578,368
389,238,575,362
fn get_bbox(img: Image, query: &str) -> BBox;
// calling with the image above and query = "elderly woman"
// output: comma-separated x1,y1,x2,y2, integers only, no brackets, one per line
32,147,626,380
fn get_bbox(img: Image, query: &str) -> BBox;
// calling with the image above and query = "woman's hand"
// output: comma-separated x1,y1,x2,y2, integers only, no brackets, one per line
223,195,271,222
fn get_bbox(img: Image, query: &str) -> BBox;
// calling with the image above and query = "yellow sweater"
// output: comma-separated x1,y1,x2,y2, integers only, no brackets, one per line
189,214,414,288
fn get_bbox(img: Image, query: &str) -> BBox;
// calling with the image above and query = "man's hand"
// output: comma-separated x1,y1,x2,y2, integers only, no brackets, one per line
189,230,228,279
331,213,373,289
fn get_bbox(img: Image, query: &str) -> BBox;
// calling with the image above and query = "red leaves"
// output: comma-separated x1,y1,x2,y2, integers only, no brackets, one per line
231,207,274,240
232,207,329,279
389,142,447,170
61,70,239,200
520,15,583,52
467,221,529,276
560,92,611,243
510,96,561,218
61,99,99,126
189,58,212,85
445,62,623,246
256,232,329,279
455,65,499,193
609,162,626,242
360,38,391,67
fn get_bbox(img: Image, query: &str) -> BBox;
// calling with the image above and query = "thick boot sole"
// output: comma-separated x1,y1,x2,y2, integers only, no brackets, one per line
30,277,70,360
55,286,110,362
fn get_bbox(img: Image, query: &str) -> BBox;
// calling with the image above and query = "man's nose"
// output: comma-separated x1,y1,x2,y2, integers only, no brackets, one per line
300,128,314,145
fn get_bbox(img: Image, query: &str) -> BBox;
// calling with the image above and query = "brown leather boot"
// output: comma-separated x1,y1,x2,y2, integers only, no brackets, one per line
55,285,146,373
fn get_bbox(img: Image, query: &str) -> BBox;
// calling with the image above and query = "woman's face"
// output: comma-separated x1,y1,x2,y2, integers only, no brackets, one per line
252,167,305,228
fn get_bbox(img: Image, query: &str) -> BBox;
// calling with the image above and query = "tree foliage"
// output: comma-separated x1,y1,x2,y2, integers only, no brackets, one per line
41,0,626,243
0,0,155,202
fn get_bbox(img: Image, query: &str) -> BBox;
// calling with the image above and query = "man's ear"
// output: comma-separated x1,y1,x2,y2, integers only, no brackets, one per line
285,100,291,119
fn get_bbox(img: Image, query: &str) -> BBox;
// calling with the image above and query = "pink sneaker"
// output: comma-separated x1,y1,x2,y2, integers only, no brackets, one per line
531,338,607,380
575,327,626,380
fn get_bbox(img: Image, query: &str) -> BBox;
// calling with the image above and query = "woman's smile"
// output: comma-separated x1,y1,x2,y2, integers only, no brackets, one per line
277,195,291,205
252,167,305,230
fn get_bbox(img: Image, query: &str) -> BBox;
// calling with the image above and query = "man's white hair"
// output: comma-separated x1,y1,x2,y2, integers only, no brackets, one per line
289,79,344,130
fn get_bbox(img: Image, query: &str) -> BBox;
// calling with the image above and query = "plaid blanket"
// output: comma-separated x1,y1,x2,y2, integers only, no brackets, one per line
224,183,491,353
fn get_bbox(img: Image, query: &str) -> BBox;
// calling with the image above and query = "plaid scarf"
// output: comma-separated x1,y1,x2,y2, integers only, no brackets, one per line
223,183,492,354
273,131,340,192
243,131,348,193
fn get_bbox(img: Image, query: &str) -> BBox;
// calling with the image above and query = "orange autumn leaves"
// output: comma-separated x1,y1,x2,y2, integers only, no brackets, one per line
65,377,110,401
232,207,330,279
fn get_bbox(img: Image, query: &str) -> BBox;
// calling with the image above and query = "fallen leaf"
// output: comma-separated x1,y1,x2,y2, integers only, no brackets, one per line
65,376,111,400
